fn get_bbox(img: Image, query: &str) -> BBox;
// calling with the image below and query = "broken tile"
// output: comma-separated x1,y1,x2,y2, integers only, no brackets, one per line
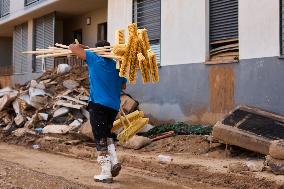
42,124,76,134
53,107,70,118
15,114,25,126
55,100,83,110
69,120,82,127
12,128,36,137
0,93,18,112
38,113,49,121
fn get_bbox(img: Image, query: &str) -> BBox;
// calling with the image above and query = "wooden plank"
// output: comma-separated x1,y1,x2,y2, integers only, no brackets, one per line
205,58,239,65
210,44,239,54
210,47,239,56
212,122,271,155
213,52,239,57
210,38,238,45
55,100,83,110
57,95,88,106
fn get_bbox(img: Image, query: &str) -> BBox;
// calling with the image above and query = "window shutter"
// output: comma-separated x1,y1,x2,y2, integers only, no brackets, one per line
13,23,28,74
209,0,238,43
133,0,161,65
34,13,55,72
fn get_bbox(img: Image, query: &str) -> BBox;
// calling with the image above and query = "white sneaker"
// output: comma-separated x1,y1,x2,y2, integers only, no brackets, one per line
94,155,113,183
107,139,122,177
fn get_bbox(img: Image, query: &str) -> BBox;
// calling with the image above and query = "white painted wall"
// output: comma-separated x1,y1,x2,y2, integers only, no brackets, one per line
161,0,208,66
107,0,132,45
239,0,280,59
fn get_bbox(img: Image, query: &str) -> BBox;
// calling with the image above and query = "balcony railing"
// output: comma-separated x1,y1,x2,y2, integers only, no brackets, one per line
24,0,44,7
0,0,10,18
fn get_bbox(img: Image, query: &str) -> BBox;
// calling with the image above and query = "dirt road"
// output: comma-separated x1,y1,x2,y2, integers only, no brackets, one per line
0,143,227,189
0,135,284,189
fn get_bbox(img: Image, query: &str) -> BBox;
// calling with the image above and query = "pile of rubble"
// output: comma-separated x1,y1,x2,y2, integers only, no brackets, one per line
0,64,92,136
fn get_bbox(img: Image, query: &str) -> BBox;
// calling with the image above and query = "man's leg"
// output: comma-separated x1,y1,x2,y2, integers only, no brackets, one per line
106,109,121,177
89,103,113,183
107,138,121,177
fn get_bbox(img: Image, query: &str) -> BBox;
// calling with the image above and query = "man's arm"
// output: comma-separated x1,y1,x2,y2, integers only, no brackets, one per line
69,44,86,60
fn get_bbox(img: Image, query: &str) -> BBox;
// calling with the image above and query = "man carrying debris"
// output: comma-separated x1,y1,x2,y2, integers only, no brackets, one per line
69,40,127,183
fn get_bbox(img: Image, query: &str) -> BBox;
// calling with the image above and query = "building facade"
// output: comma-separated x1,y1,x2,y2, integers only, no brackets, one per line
0,0,283,124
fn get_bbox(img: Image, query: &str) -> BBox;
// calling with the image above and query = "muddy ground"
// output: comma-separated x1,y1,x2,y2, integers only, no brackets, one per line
0,132,283,189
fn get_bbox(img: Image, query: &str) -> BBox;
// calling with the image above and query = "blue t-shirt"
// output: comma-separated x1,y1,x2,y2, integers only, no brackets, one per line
86,51,126,111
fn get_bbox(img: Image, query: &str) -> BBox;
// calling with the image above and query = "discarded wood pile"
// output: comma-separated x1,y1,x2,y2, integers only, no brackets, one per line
207,38,239,64
0,64,142,140
0,64,90,135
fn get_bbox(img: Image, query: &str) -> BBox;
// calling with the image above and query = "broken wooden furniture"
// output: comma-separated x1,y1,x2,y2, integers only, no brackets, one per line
112,110,149,144
113,23,159,84
212,105,284,155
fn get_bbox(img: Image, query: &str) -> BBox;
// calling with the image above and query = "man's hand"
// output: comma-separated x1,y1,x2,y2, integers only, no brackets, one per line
122,83,127,90
69,44,86,60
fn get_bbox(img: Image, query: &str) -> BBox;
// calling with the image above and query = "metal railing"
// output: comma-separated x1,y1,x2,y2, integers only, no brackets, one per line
0,0,10,18
24,0,43,7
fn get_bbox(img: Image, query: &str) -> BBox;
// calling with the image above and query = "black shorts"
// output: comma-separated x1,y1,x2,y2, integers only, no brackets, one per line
87,101,118,151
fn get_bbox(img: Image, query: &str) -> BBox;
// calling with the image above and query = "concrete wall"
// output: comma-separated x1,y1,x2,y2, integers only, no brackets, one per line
126,57,284,125
161,0,209,66
239,0,280,59
0,37,12,67
63,8,107,47
107,0,132,44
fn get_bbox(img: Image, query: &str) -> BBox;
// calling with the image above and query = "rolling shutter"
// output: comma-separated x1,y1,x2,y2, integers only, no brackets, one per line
13,23,28,74
133,0,161,65
209,0,238,43
34,13,55,72
0,0,10,17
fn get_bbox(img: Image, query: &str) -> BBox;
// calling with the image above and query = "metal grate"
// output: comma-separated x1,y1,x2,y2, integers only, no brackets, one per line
223,109,284,140
209,0,239,43
133,0,161,65
0,0,10,17
25,0,44,7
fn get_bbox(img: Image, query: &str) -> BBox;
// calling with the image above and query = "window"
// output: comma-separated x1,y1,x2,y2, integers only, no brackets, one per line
13,23,28,74
25,0,44,7
133,0,161,65
208,0,239,64
0,0,10,18
97,22,107,41
33,13,55,72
